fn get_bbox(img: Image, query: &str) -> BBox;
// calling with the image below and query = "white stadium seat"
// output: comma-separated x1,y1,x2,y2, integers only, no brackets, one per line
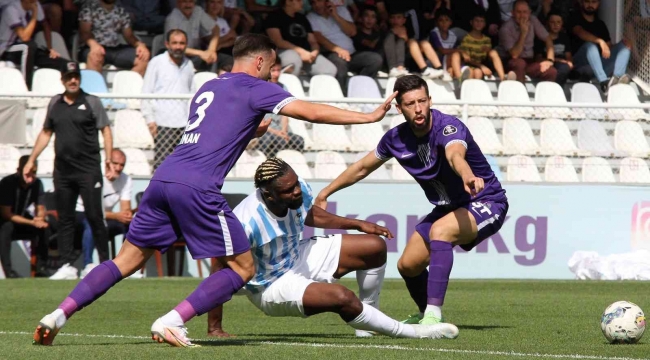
112,70,144,109
34,31,71,60
540,118,586,156
113,110,154,149
544,156,579,182
0,68,27,96
619,157,650,183
287,118,315,150
30,69,65,107
309,75,344,99
571,82,607,120
390,114,406,128
311,123,353,151
466,117,503,154
351,122,385,151
607,84,650,121
502,117,541,155
384,77,397,98
460,79,497,117
0,145,22,175
122,148,151,176
390,158,413,180
193,72,217,90
577,120,622,157
347,75,381,99
275,150,313,179
615,121,650,157
151,34,165,57
507,155,541,182
534,81,572,118
31,107,48,143
581,157,615,183
314,151,347,179
279,73,306,98
236,150,266,178
426,79,459,115
497,80,534,118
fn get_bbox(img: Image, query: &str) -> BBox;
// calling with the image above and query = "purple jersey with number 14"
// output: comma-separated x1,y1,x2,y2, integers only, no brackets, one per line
153,72,296,193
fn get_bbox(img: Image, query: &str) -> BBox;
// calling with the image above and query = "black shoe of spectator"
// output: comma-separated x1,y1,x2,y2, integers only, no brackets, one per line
35,266,54,278
600,80,609,95
6,270,21,278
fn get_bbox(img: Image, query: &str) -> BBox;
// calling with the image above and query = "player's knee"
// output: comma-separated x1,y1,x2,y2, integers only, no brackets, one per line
397,257,420,277
368,236,387,264
333,286,361,310
429,224,456,242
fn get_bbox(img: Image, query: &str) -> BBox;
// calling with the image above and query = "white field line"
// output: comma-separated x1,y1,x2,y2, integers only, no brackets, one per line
0,331,648,360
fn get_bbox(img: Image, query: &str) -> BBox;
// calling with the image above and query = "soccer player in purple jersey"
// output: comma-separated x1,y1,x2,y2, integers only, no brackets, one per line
316,75,509,328
32,33,398,347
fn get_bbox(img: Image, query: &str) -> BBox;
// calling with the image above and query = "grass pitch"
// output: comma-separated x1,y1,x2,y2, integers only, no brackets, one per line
0,279,648,360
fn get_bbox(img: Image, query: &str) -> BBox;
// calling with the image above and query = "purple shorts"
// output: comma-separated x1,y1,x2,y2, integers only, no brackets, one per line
415,199,509,251
126,180,250,259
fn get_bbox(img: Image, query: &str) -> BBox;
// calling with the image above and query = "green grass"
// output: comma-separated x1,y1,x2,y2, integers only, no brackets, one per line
0,279,649,360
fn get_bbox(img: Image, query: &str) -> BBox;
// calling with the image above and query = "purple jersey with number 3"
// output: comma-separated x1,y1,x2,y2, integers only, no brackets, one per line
153,72,296,193
375,109,506,206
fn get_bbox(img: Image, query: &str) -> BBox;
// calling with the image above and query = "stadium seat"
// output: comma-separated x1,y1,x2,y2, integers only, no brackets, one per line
460,79,497,117
30,69,64,107
497,80,534,118
279,73,306,98
619,157,650,183
309,75,344,99
540,118,586,156
80,70,114,108
534,81,572,118
607,84,650,121
390,114,406,128
113,110,154,149
287,118,315,150
235,150,266,178
384,77,397,98
226,166,236,178
543,156,579,182
570,82,607,120
485,155,503,180
112,71,143,109
275,149,313,179
193,72,217,90
614,121,650,157
0,68,28,96
577,120,622,157
426,79,460,115
351,122,385,151
314,151,347,179
37,146,55,175
31,107,48,143
34,31,71,60
581,157,615,183
0,144,22,175
502,117,542,155
389,158,413,180
347,75,381,98
466,117,503,154
506,155,541,182
151,34,165,57
122,148,151,176
311,123,353,151
354,152,390,180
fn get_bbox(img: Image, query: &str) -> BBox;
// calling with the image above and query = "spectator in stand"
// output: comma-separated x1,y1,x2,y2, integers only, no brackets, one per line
429,8,462,80
534,11,572,85
79,0,150,76
420,0,449,39
205,0,236,69
245,0,278,32
307,0,382,91
76,149,132,279
264,0,336,78
569,0,631,94
40,0,80,46
387,9,444,80
353,0,387,29
354,6,390,73
165,0,222,71
0,156,50,279
498,0,542,22
0,0,74,89
498,0,557,83
120,0,168,34
537,0,579,24
222,0,254,34
451,0,501,41
142,29,195,170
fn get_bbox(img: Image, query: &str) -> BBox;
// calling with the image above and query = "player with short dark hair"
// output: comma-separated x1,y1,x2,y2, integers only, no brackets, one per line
33,33,397,347
316,75,509,328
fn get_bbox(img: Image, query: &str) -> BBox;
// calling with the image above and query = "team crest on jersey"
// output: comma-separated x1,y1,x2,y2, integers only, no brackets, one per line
442,125,457,136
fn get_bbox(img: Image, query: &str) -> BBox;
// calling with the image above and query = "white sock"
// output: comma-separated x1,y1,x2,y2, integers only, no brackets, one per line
347,303,417,338
160,310,184,327
51,309,67,329
356,263,386,309
425,304,442,319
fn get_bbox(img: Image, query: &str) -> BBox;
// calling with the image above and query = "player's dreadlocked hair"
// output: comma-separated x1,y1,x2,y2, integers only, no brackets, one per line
254,157,291,189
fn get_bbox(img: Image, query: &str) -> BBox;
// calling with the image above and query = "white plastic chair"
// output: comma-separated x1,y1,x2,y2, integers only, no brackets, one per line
122,148,152,176
30,69,64,107
466,117,503,154
279,73,306,98
151,34,165,56
351,123,385,151
314,151,347,179
540,118,585,156
506,155,541,182
502,117,541,155
460,79,497,117
607,84,650,121
287,118,315,150
390,114,406,128
347,75,381,98
0,144,22,175
571,82,607,120
389,158,413,180
275,149,313,179
112,71,144,109
193,72,217,91
0,68,28,96
497,80,534,118
577,120,621,157
311,123,353,151
619,157,650,183
426,79,459,115
581,157,615,183
534,81,572,118
34,31,71,60
309,75,344,100
31,107,48,143
543,156,579,182
384,77,397,98
236,150,266,178
113,110,154,149
614,121,650,157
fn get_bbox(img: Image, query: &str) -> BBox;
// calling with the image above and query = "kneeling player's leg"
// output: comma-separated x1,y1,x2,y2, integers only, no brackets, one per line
336,234,387,310
397,230,431,316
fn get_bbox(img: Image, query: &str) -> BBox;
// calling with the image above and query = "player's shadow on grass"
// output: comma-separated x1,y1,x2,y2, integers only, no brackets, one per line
456,324,512,331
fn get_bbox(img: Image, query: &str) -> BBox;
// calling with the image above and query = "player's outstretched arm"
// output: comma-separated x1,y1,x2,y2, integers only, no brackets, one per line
446,143,484,197
279,91,398,125
305,205,393,238
315,152,386,208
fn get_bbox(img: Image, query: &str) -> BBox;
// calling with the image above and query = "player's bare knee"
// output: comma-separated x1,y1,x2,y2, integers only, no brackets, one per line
397,258,419,277
368,236,387,264
333,286,361,311
429,224,456,242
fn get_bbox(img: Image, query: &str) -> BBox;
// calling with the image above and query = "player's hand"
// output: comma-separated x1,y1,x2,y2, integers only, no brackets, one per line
254,118,272,138
365,91,397,123
356,221,393,238
599,39,610,59
314,194,328,209
22,160,36,184
148,122,158,138
463,176,485,197
49,49,60,59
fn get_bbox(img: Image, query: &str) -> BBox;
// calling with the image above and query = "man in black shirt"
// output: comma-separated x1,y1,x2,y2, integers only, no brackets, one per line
569,0,631,93
0,156,50,278
23,63,115,280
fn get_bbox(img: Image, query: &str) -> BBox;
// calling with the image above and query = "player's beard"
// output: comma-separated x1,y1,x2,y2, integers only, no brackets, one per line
409,111,431,132
287,196,303,210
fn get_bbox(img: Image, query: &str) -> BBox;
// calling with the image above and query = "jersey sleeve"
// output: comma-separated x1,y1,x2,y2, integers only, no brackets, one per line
436,118,469,149
88,96,110,129
374,130,394,161
249,81,297,115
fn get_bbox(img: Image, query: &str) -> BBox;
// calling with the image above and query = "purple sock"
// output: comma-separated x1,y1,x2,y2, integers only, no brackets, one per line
427,240,454,306
401,269,429,313
174,268,245,323
58,260,123,318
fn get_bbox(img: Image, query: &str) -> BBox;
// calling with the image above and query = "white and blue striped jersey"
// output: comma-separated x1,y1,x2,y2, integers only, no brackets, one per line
233,178,314,293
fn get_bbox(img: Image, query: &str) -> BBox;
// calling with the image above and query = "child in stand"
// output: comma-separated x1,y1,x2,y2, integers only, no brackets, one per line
429,8,462,81
354,7,387,72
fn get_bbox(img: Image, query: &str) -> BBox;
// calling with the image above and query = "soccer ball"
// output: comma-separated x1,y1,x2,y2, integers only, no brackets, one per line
600,301,646,344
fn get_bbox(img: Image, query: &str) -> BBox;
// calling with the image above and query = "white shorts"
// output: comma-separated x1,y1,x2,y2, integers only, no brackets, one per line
247,234,342,317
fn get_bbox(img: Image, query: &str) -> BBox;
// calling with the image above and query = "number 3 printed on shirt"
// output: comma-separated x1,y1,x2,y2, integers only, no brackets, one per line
185,91,214,132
